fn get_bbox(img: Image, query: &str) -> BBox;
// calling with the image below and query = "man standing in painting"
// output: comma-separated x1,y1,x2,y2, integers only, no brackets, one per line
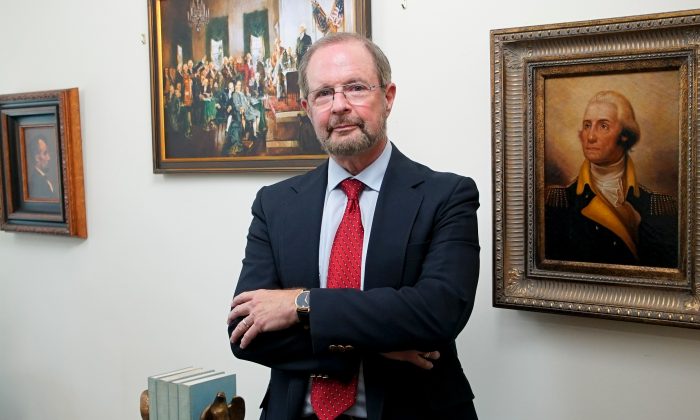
545,90,677,268
227,33,480,419
296,24,313,66
28,137,58,200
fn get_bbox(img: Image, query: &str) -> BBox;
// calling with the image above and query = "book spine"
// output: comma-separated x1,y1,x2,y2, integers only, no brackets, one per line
147,377,159,420
156,378,170,419
178,382,192,420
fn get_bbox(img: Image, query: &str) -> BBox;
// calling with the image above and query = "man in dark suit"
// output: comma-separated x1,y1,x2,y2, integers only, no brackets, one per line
227,33,480,420
296,24,313,66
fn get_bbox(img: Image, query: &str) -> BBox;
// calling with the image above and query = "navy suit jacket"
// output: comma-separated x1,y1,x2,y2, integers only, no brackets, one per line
229,145,480,420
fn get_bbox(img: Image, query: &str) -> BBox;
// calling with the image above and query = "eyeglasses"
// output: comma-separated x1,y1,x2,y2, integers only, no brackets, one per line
306,82,384,109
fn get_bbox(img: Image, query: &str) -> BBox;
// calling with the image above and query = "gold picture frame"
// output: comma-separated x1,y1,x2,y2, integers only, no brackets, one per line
491,9,700,328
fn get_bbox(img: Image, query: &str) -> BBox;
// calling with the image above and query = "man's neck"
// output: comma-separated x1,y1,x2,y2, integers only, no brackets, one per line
330,139,388,176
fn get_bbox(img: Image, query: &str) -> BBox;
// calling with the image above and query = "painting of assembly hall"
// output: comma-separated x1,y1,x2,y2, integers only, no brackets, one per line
157,0,359,162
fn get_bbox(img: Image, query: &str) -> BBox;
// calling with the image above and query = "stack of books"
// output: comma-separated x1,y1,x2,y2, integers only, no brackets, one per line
147,367,236,420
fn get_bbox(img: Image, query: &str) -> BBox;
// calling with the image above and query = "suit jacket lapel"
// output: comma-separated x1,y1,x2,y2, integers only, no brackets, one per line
281,162,328,289
364,146,425,290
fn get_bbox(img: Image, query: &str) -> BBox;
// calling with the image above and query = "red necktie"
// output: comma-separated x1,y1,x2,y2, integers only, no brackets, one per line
311,178,364,420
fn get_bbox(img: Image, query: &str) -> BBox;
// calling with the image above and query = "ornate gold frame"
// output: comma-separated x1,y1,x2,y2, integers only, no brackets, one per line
491,9,700,328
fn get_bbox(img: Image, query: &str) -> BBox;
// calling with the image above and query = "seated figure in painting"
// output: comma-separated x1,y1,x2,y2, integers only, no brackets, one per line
200,77,217,130
231,80,260,139
545,90,678,268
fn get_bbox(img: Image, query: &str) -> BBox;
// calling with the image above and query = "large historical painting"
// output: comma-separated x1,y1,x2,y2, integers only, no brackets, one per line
147,0,371,172
491,10,700,328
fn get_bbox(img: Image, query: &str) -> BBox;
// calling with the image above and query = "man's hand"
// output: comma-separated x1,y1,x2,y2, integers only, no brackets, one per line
228,289,302,349
381,350,440,370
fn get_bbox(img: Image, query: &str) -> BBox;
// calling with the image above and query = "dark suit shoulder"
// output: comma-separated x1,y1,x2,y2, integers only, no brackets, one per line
390,146,476,191
258,161,328,197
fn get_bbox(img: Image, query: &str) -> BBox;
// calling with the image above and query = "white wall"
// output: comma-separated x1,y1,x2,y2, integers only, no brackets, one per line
1,1,699,419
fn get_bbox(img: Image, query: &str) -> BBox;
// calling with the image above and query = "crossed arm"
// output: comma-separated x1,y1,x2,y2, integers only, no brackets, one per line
227,177,479,373
227,288,440,370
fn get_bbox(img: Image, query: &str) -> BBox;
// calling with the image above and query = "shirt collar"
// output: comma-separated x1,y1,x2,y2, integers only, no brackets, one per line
576,156,640,198
327,141,392,193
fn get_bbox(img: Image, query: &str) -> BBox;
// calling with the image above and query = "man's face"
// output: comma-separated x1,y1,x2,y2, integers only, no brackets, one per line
579,101,625,166
235,81,242,92
301,41,396,157
35,139,50,171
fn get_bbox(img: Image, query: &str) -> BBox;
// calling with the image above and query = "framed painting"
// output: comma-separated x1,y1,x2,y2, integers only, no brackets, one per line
491,9,700,328
0,88,87,238
147,0,372,173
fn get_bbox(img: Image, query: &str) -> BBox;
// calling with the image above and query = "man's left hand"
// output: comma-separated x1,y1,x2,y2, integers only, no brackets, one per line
228,289,301,349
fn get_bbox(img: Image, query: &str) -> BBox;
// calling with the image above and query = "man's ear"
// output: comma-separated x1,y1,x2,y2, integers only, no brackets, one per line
384,83,397,116
301,99,311,117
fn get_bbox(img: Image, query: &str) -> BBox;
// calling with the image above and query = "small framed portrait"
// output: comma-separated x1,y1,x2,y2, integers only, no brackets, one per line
491,10,700,328
0,88,87,238
147,0,371,173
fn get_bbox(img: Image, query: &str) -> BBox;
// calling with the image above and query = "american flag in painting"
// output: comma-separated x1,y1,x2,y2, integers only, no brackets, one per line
312,0,345,34
328,0,345,28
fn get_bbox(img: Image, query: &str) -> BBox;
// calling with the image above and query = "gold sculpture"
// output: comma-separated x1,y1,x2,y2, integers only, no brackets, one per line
200,392,246,420
139,390,150,420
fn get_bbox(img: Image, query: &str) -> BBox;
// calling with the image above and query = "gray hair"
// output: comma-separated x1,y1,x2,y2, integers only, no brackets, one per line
298,32,392,98
586,90,641,150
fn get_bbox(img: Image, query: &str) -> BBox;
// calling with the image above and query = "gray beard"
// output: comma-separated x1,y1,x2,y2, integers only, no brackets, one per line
317,118,387,157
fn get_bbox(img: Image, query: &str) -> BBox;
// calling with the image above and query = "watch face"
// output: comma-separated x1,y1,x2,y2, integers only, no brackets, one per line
296,290,310,311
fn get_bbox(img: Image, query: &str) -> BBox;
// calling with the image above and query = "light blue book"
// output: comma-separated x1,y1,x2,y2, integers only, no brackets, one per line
154,368,204,420
167,370,219,418
177,372,236,420
147,367,195,420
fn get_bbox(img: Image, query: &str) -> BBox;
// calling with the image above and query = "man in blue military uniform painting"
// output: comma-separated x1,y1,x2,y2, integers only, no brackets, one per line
545,90,678,268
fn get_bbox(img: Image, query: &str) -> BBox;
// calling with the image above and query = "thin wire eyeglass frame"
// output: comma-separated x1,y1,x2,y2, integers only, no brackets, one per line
306,83,385,110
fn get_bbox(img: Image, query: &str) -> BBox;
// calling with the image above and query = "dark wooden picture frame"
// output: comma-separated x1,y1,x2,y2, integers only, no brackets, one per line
0,88,87,238
147,0,371,173
491,9,700,328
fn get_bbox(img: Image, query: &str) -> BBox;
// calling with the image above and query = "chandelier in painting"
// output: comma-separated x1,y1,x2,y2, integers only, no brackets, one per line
187,0,209,32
